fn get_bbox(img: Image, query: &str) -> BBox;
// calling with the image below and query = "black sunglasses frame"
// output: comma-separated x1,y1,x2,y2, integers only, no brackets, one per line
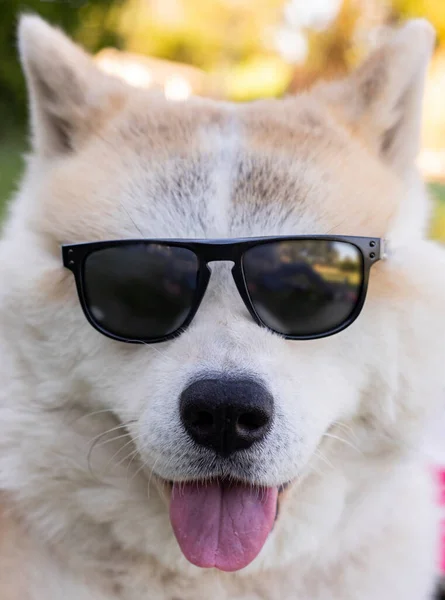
62,235,384,344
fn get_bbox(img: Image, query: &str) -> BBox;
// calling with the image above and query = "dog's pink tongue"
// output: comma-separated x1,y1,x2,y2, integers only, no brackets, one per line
170,481,278,572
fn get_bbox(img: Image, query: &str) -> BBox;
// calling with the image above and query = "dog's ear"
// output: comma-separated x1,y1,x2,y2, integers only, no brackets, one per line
18,14,126,158
315,20,435,177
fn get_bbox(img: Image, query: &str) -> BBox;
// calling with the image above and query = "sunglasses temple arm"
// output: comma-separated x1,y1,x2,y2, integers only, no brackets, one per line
380,239,391,261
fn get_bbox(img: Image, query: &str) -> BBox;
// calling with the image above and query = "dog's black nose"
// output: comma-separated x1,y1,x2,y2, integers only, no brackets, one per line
180,378,274,457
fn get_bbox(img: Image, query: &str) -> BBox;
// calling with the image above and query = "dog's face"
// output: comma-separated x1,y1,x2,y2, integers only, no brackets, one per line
0,16,442,575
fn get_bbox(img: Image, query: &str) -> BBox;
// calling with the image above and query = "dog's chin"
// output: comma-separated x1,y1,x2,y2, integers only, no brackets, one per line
153,475,292,572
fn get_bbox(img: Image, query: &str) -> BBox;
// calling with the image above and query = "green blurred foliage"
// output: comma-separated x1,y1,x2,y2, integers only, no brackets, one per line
430,183,445,240
0,128,25,220
106,0,292,100
0,0,122,127
115,0,283,69
1,0,445,117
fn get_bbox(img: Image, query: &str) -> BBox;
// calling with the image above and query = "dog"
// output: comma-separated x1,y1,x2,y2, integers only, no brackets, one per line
0,14,445,600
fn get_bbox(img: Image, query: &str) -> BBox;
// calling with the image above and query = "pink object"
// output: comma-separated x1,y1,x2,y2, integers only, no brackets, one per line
169,472,445,573
439,469,445,573
169,481,278,572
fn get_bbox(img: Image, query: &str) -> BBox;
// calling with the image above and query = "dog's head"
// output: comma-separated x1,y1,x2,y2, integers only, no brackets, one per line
0,15,444,575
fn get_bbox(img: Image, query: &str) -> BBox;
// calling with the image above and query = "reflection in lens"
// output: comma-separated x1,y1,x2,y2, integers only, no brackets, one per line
84,244,199,340
242,240,363,336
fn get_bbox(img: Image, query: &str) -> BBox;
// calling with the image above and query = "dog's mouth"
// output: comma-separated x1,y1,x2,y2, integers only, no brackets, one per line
156,477,290,572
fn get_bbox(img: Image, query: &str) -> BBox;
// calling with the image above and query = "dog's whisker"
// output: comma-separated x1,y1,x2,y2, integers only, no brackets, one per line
106,447,142,480
322,432,364,455
308,460,328,479
87,434,132,483
81,408,136,419
331,420,361,444
102,433,145,478
324,216,349,234
89,430,133,454
142,342,174,361
123,449,143,478
146,457,162,497
103,435,140,475
88,421,137,444
87,422,136,480
131,454,153,484
313,449,335,472
67,408,136,427
120,203,145,238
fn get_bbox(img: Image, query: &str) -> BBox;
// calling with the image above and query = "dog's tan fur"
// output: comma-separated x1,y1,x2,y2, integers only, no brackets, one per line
0,14,444,599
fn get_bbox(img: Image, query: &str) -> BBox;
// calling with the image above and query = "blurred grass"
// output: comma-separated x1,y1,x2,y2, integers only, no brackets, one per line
0,128,445,241
0,128,27,221
430,182,445,241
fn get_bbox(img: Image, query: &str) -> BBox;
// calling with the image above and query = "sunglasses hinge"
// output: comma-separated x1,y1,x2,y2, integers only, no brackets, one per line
379,239,390,260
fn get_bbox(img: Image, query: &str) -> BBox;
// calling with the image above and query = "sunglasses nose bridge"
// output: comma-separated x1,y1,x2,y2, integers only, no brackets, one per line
200,242,239,264
196,258,244,301
204,258,236,267
189,261,248,328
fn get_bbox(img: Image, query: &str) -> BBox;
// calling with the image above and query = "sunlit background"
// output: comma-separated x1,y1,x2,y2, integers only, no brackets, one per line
1,0,445,238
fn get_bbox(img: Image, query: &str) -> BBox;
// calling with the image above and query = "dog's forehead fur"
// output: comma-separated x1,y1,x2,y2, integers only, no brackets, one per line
31,90,400,246
14,14,434,250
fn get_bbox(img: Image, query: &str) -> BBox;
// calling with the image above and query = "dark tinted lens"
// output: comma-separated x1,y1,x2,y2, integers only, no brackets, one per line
242,240,363,336
83,244,199,340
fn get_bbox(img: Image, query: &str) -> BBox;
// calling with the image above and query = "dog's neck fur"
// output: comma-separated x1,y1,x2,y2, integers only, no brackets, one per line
0,436,433,600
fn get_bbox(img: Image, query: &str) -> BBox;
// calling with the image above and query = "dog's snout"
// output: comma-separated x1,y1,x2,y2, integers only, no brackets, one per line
179,378,274,457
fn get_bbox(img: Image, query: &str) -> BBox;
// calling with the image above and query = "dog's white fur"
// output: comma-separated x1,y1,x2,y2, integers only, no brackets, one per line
0,15,445,599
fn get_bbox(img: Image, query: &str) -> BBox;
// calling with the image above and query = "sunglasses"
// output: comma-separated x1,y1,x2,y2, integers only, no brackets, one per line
62,236,385,344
